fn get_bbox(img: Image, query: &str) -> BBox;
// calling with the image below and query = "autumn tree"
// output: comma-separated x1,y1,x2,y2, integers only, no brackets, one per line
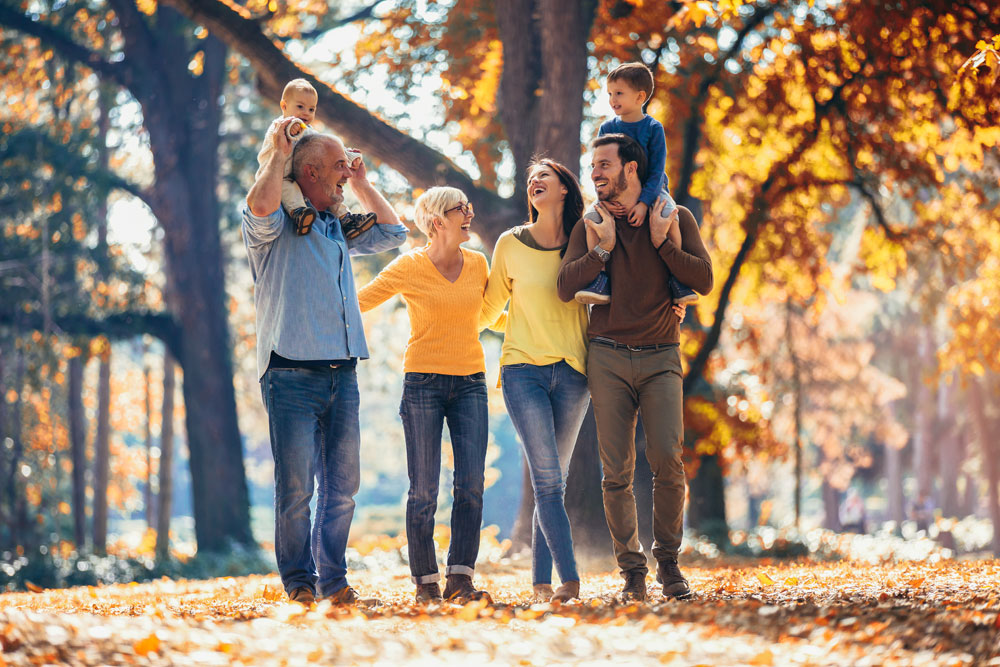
163,0,1000,546
0,0,255,551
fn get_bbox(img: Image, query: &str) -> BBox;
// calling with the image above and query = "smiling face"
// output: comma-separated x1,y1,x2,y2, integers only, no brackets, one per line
294,136,352,211
435,199,474,244
590,143,629,202
280,89,318,125
607,79,646,122
527,164,568,211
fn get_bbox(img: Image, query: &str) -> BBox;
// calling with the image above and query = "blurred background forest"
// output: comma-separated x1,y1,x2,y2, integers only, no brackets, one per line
1,0,999,589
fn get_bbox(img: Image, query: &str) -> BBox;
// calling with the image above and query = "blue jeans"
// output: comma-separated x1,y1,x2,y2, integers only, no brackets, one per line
399,372,488,583
261,366,360,598
501,361,590,585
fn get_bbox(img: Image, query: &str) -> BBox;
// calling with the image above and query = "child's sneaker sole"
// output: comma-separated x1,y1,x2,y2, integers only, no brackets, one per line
674,293,698,305
575,290,611,305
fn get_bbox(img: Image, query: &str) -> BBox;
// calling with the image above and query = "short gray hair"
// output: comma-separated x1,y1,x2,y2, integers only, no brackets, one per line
291,133,343,182
413,186,466,237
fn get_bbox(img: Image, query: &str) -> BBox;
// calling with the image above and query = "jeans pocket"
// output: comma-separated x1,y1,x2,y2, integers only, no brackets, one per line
404,372,436,385
463,372,486,382
503,363,529,371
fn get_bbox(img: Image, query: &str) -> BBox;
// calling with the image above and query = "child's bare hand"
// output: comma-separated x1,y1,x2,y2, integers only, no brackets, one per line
602,200,628,218
285,118,307,139
627,201,648,227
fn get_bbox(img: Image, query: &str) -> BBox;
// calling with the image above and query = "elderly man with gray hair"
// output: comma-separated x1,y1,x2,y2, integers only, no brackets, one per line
244,119,408,606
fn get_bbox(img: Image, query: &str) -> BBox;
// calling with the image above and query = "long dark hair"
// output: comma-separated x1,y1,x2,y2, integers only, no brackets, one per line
526,157,584,254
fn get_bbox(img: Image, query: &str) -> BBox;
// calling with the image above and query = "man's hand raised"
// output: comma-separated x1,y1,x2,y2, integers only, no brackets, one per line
648,196,679,248
585,202,617,253
273,118,298,158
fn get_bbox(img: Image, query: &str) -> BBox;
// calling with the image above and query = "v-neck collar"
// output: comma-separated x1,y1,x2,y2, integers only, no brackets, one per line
421,246,466,284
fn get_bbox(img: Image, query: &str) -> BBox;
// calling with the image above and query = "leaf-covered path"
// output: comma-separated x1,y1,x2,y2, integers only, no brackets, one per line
2,560,999,666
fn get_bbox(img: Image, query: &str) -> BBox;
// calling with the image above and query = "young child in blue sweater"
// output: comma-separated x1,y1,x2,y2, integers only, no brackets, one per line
575,62,697,306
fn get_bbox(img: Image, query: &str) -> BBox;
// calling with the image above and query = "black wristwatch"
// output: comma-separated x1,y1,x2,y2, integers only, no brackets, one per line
592,244,611,263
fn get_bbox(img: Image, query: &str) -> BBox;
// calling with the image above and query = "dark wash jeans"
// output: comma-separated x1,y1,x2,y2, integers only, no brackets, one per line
261,365,361,598
501,361,590,585
399,371,488,583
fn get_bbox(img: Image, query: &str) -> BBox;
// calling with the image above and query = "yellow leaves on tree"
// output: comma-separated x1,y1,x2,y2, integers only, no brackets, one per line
951,35,1000,126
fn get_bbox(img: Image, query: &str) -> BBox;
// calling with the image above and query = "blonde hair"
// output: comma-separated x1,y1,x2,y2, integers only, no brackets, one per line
413,186,466,237
282,78,317,102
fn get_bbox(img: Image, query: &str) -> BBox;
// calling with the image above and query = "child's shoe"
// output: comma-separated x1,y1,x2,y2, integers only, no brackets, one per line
340,212,377,240
668,274,698,305
291,206,317,236
575,271,611,305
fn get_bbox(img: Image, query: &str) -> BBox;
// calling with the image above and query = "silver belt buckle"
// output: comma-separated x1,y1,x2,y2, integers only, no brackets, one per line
626,344,642,352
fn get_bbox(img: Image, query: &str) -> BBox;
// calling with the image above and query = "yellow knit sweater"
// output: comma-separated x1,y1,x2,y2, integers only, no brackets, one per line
481,227,589,377
358,246,491,375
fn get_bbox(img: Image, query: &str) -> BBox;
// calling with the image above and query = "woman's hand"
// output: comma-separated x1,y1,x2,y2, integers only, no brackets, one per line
672,303,687,322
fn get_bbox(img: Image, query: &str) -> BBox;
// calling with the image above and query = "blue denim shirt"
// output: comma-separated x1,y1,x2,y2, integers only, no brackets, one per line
242,204,408,379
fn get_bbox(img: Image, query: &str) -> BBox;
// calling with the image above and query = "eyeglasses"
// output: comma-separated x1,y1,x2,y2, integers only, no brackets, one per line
444,201,474,217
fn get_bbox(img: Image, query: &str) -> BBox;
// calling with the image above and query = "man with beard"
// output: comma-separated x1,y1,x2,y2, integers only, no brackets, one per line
244,123,408,606
557,133,713,602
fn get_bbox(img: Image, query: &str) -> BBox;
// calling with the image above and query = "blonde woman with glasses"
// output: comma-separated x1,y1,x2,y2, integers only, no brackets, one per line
358,187,501,604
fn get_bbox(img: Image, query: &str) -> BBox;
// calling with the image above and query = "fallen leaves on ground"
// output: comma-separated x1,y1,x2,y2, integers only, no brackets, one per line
2,559,999,665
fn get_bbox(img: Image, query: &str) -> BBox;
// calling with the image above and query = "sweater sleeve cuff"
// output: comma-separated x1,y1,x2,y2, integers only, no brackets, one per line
656,237,677,260
586,248,608,264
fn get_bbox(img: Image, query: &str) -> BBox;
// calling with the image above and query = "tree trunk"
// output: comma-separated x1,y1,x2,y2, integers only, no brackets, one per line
912,328,935,502
7,347,27,548
534,0,595,175
109,3,253,550
564,406,613,559
937,381,963,518
152,32,253,552
885,433,905,525
687,453,728,541
155,351,176,561
92,349,111,554
143,353,154,529
0,345,7,547
68,354,87,549
821,479,840,531
968,376,1000,556
786,300,804,529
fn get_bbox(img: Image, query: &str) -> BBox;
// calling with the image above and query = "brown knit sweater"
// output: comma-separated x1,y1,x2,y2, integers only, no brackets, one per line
557,206,713,346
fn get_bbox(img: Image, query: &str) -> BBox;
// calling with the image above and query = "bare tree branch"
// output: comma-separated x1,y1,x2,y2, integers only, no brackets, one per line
161,0,520,238
0,310,182,359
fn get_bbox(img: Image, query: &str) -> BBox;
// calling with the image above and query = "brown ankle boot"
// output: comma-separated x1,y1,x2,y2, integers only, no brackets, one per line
415,582,443,603
551,581,580,603
443,574,491,604
656,558,692,599
531,583,554,603
621,569,648,602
